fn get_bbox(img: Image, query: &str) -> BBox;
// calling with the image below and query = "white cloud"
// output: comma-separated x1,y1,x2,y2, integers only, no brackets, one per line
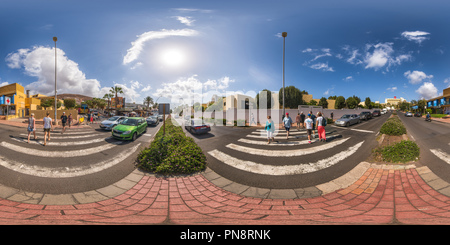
302,48,316,53
343,76,353,81
387,86,397,92
404,70,433,84
347,49,363,65
6,46,102,97
309,62,334,72
174,16,195,26
123,29,199,65
416,82,438,99
153,75,235,104
401,31,430,44
364,42,411,70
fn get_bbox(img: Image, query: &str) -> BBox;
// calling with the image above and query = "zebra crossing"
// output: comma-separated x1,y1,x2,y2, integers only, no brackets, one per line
430,143,450,165
207,127,366,178
0,127,146,179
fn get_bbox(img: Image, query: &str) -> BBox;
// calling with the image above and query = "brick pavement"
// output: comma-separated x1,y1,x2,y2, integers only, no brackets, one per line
1,164,450,225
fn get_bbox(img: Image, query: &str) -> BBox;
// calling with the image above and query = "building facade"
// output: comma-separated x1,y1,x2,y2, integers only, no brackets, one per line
427,87,450,114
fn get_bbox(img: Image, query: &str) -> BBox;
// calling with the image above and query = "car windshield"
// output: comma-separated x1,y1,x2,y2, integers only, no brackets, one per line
120,119,138,126
149,116,157,119
341,115,351,119
108,116,120,121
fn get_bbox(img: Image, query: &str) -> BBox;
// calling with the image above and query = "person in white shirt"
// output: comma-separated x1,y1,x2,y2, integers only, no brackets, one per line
43,112,53,146
316,112,326,142
304,114,314,144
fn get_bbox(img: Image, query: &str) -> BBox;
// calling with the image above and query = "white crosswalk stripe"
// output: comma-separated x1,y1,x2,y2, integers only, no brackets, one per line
208,141,364,175
11,136,116,146
0,141,119,157
430,149,450,165
237,134,342,146
0,143,141,178
226,138,349,157
19,133,102,139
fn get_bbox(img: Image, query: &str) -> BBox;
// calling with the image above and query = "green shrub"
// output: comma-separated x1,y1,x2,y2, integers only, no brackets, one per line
137,119,207,175
376,140,420,163
380,117,406,136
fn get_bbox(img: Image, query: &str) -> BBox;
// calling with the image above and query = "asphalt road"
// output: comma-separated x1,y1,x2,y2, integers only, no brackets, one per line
178,112,391,189
397,112,450,182
0,120,163,194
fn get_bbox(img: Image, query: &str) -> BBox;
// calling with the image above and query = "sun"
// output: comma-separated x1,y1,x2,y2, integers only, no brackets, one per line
161,49,186,67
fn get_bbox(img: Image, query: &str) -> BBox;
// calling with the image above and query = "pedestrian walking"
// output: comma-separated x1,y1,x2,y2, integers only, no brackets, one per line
250,113,256,126
43,112,52,146
300,111,305,129
87,113,91,125
282,112,293,139
316,112,327,142
330,111,334,121
61,112,68,134
68,113,73,128
295,113,301,130
90,113,94,124
27,113,36,143
304,114,314,144
310,111,316,138
265,116,275,144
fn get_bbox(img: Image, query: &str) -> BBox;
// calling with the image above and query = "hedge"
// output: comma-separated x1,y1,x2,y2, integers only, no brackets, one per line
136,118,207,175
375,140,420,163
379,117,406,136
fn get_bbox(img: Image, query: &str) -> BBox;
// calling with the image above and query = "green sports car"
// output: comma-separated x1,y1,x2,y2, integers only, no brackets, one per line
112,117,147,141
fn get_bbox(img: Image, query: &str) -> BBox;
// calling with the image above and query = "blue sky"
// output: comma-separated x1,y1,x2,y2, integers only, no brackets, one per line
1,0,449,105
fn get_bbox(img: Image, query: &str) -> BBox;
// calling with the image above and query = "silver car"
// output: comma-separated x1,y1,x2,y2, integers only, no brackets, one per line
334,114,360,127
99,116,127,130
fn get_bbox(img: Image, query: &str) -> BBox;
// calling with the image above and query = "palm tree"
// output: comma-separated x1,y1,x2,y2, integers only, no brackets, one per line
110,86,124,115
103,93,114,110
143,96,153,110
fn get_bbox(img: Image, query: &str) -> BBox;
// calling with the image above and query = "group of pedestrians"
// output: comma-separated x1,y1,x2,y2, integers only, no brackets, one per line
265,111,327,144
26,112,74,146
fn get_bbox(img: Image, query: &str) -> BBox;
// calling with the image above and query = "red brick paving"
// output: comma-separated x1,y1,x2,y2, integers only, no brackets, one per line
0,167,449,225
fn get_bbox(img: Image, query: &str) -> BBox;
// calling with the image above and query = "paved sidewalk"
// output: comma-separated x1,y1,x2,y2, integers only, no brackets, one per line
1,161,450,225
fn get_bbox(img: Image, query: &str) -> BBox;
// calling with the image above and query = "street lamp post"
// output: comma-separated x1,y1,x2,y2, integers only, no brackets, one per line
282,32,287,117
53,37,57,125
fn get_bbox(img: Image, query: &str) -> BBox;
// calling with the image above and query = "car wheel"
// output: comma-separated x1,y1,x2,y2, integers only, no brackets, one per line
132,132,137,141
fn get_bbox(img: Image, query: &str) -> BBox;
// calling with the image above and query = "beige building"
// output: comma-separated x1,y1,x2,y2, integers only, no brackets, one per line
302,94,336,109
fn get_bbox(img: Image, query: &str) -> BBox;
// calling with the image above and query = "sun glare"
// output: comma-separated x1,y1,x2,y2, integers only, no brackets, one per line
161,49,185,67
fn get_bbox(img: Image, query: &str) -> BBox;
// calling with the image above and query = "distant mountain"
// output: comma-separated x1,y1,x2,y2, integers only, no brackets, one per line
49,94,94,104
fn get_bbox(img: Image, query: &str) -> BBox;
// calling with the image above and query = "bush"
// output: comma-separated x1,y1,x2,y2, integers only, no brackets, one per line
137,118,207,175
380,117,406,136
376,140,420,163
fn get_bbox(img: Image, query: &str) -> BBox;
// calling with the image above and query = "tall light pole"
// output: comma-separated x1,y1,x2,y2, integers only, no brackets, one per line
282,32,287,117
53,37,58,125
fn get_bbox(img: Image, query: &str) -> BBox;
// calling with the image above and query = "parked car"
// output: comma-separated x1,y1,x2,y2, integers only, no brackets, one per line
359,111,372,121
185,119,211,134
380,110,386,115
414,112,422,117
157,114,163,121
405,112,413,117
372,110,381,117
334,114,360,127
112,117,147,141
146,115,159,126
99,116,127,130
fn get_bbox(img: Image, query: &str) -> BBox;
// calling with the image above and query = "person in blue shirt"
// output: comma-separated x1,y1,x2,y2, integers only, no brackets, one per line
265,116,275,144
282,112,293,139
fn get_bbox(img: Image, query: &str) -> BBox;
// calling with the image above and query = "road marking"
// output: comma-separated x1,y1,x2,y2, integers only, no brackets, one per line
226,138,349,157
142,133,152,137
0,143,141,178
31,130,95,135
237,134,342,146
208,141,364,175
0,141,119,157
10,136,117,146
246,131,332,140
350,129,374,133
20,133,103,139
251,131,305,135
430,149,450,165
